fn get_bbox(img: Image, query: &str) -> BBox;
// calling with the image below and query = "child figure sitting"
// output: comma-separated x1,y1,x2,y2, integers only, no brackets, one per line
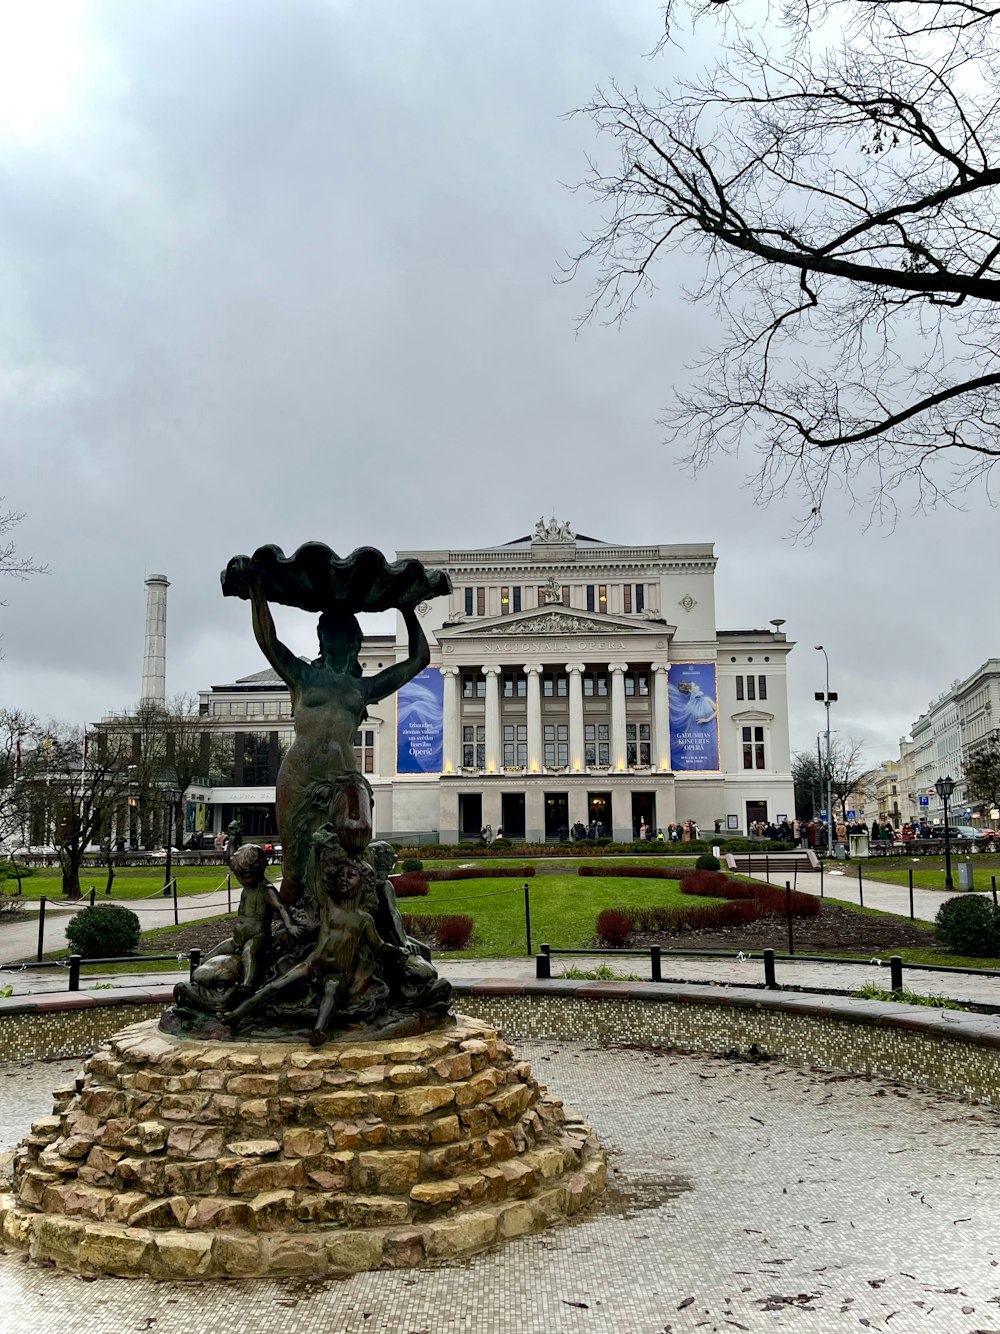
224,831,406,1045
205,843,297,997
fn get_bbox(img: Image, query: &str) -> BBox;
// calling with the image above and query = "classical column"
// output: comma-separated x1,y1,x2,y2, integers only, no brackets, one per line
651,662,671,771
566,663,586,772
441,666,460,774
609,663,629,772
483,665,502,772
525,665,543,773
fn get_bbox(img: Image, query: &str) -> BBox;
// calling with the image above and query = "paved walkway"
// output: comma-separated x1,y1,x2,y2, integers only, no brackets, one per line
1,869,992,1006
2,1041,999,1333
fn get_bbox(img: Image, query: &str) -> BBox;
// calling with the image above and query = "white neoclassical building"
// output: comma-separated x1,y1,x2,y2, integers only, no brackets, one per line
192,522,795,843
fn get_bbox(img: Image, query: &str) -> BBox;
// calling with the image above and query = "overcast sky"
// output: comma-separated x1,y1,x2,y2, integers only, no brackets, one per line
0,0,995,764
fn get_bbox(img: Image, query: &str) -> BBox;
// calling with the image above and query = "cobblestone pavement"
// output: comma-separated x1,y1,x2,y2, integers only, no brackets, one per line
3,951,1000,1009
0,1041,998,1333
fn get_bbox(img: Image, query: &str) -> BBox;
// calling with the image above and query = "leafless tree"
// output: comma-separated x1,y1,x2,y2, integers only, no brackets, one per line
0,504,47,655
100,695,214,852
571,0,1000,529
38,725,132,898
824,736,879,822
0,710,41,892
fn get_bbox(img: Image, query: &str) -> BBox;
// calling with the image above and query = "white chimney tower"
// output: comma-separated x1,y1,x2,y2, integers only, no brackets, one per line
140,574,170,707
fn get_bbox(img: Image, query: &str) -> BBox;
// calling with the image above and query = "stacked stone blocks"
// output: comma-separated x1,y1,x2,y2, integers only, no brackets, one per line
0,1015,605,1277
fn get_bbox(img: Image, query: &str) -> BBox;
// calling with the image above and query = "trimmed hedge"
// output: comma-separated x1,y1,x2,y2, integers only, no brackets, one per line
392,839,795,859
65,904,141,958
935,895,1000,956
579,865,686,879
594,869,820,944
424,865,535,882
400,913,474,950
387,873,430,897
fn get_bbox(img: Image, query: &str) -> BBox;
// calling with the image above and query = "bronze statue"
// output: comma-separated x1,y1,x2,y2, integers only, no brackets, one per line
160,542,453,1043
222,546,438,905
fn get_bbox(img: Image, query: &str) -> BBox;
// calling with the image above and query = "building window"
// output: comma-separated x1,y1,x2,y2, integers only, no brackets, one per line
583,673,608,697
476,587,486,616
742,725,765,770
353,728,375,774
624,672,649,696
512,586,521,613
464,587,474,616
242,732,271,786
736,675,762,701
626,722,651,767
584,723,610,767
747,676,756,701
562,585,570,606
542,673,568,697
635,584,645,613
543,724,569,767
500,586,510,615
598,584,607,610
463,724,486,769
537,585,547,607
758,675,767,700
503,724,528,766
623,584,632,614
736,677,744,701
462,672,486,699
502,672,526,698
586,585,595,612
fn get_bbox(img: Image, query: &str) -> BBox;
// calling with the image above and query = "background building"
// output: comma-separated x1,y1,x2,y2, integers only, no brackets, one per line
895,660,1000,825
182,522,795,843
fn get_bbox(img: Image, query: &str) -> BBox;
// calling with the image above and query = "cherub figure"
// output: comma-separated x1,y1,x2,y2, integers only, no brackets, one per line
369,840,452,1014
224,836,406,1046
204,843,297,995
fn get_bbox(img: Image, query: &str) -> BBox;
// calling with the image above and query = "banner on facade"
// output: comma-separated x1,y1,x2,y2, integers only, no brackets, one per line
667,662,720,771
396,666,444,774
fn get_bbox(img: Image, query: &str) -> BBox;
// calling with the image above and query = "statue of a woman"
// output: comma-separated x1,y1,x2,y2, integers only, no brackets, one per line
227,556,432,904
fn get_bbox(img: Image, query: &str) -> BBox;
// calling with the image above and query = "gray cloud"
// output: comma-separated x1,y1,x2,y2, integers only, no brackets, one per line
0,0,993,762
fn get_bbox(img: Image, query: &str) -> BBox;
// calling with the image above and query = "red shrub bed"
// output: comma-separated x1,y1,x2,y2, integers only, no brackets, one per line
435,915,474,950
399,913,474,949
596,908,633,947
422,866,535,882
680,875,820,918
388,873,430,897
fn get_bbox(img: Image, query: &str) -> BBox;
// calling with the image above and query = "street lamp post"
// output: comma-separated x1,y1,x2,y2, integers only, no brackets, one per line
163,789,178,895
935,774,956,890
815,646,838,856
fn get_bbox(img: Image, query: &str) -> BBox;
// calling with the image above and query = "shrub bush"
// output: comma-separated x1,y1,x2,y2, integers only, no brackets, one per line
388,873,430,897
695,853,721,871
579,865,685,879
935,895,1000,956
400,857,423,873
65,904,141,959
490,838,512,850
436,915,474,950
0,891,26,921
596,908,632,947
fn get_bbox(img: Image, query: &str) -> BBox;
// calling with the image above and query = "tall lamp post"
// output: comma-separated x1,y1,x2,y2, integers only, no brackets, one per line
935,774,956,890
814,646,838,855
163,788,178,895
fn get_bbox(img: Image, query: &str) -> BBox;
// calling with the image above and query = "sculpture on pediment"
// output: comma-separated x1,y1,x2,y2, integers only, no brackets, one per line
542,574,563,604
532,516,575,544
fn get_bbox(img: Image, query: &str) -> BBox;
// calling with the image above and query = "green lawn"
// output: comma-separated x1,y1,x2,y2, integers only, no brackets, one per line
853,854,1000,891
399,874,723,958
0,865,276,902
819,897,1000,971
420,856,698,871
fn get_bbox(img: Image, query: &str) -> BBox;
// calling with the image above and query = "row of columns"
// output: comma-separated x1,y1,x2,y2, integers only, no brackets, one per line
441,663,672,774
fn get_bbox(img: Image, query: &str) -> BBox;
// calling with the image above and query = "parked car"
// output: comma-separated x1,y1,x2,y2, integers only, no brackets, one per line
925,825,979,841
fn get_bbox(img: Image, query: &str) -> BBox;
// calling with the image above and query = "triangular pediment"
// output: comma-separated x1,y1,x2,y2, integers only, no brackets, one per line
439,607,671,638
731,708,775,723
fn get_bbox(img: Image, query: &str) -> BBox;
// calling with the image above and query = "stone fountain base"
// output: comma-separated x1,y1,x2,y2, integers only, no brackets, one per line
0,1015,606,1279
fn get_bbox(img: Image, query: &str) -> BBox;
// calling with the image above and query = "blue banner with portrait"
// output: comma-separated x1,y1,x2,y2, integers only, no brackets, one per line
396,667,444,774
668,663,720,771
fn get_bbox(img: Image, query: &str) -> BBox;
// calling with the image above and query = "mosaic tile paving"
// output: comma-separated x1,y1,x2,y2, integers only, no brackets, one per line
0,1040,998,1333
